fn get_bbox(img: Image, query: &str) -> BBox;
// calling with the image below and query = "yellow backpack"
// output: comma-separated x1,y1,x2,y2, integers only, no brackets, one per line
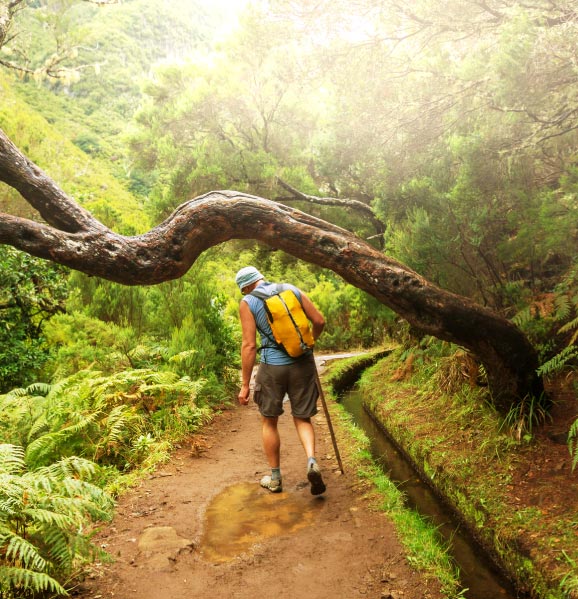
250,285,315,358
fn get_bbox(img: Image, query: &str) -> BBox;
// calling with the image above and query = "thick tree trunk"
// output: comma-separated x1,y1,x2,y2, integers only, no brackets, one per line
0,128,543,411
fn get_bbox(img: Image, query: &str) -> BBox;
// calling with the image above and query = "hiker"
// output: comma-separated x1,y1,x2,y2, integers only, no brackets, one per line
236,266,327,495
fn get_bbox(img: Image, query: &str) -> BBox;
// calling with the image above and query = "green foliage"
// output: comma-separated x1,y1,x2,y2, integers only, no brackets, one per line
386,163,577,310
0,247,69,392
536,346,578,378
45,256,239,390
72,132,102,156
67,271,151,332
0,72,147,234
0,383,52,448
42,312,138,379
0,368,211,471
139,263,240,376
307,275,395,349
0,444,113,598
511,261,578,378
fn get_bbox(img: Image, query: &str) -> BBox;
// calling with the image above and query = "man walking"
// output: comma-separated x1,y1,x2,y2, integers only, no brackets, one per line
236,266,327,495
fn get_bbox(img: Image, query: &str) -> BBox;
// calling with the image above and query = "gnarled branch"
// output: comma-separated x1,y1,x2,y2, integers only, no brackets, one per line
0,127,543,411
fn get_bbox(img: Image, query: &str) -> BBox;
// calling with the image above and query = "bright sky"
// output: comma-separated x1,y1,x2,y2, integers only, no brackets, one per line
204,0,251,39
208,0,249,13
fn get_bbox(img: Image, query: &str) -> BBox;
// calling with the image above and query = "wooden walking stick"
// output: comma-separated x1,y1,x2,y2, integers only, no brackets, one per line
314,362,344,474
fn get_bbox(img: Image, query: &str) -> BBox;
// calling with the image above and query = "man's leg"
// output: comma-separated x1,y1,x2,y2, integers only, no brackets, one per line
293,416,315,458
260,416,283,492
294,416,326,496
262,416,280,468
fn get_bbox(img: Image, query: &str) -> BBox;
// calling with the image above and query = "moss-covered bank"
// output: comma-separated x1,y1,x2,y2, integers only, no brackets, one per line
324,349,578,599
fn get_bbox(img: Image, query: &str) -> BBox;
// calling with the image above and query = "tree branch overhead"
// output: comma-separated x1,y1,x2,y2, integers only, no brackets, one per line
0,126,543,411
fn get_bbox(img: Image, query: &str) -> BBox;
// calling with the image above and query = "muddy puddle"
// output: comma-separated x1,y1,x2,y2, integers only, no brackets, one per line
200,482,322,562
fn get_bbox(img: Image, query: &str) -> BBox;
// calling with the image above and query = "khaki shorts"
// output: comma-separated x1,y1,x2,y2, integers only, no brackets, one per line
253,354,319,419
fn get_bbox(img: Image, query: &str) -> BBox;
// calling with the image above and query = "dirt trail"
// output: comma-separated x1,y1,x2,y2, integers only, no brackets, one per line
75,363,443,599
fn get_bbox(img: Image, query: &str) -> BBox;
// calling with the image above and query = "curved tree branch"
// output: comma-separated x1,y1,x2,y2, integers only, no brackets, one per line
275,177,386,248
0,127,543,411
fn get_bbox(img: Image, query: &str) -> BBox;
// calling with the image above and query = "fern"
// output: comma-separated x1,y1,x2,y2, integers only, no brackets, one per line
39,528,73,571
128,343,172,367
93,404,145,463
41,455,99,481
21,508,74,530
23,382,52,397
1,382,50,402
168,349,198,366
512,306,534,327
536,346,578,377
0,445,113,598
6,534,49,571
558,314,578,335
554,293,573,320
0,566,66,596
7,366,214,476
0,445,25,474
25,408,103,467
27,415,50,444
0,391,48,447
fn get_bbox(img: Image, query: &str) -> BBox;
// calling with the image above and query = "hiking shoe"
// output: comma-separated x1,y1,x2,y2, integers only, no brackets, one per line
260,475,282,493
307,462,326,496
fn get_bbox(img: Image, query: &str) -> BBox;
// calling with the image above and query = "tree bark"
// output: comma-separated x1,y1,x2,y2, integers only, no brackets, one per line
0,127,543,412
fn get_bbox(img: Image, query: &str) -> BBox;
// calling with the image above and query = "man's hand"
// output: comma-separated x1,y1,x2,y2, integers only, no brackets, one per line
238,383,250,406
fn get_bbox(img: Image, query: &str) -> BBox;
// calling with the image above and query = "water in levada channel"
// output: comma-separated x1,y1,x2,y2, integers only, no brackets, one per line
340,385,522,599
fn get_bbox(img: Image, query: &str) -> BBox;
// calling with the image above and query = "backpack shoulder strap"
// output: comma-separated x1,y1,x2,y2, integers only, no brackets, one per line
247,285,279,351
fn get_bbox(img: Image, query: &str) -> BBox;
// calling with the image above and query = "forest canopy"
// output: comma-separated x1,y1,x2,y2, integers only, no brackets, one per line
1,0,577,402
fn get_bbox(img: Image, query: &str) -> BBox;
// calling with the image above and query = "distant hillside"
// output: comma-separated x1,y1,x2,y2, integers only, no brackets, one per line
14,0,224,135
0,73,147,234
1,0,231,231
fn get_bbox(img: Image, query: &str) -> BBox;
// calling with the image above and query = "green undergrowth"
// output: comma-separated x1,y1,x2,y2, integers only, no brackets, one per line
0,364,232,597
325,347,578,599
323,351,464,598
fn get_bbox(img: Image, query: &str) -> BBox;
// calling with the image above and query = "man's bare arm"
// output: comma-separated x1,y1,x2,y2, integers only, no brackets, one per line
300,292,325,340
238,300,257,405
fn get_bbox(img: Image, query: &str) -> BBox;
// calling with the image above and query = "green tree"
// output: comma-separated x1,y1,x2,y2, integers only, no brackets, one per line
0,247,68,392
265,0,578,309
129,7,324,220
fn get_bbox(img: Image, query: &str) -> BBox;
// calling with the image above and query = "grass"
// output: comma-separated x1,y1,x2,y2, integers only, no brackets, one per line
324,346,578,599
